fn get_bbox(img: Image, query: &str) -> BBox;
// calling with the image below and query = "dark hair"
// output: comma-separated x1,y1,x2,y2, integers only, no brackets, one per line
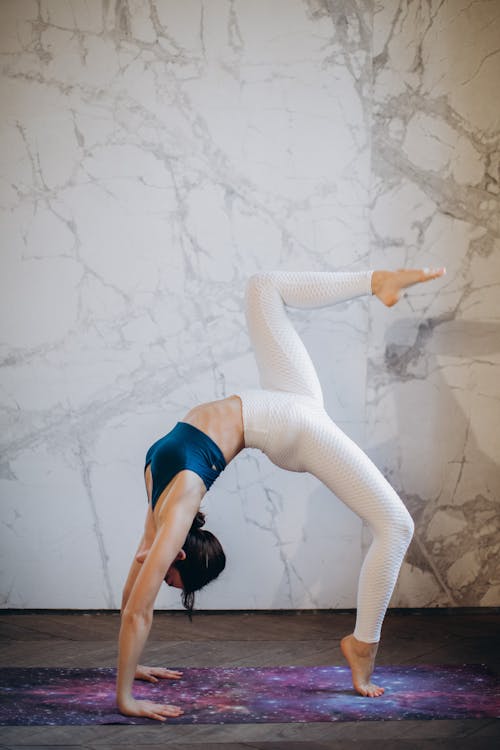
173,511,226,618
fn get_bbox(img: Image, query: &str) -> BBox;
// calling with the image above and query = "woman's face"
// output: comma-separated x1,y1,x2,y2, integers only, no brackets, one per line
164,565,184,589
136,547,185,589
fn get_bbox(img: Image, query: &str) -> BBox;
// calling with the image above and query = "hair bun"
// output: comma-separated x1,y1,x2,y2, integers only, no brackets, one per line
191,511,206,530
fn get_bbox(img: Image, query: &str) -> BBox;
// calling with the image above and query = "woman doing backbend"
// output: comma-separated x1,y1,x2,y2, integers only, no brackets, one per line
117,267,446,721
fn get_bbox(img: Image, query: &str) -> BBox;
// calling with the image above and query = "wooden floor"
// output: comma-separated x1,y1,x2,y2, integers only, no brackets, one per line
0,610,499,749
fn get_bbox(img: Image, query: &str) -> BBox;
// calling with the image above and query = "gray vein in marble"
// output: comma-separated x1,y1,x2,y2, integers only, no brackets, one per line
383,311,455,381
372,134,500,238
241,482,322,609
76,438,115,608
408,520,458,606
0,576,19,608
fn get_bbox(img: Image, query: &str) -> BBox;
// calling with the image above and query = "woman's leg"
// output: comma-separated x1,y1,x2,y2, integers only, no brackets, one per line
243,267,445,696
244,270,373,403
299,409,414,695
243,268,446,399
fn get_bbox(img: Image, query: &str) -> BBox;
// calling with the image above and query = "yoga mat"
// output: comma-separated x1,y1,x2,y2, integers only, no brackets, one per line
0,665,498,725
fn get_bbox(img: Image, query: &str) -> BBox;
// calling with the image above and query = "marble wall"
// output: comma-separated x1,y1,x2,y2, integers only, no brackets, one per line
0,0,498,611
368,0,500,607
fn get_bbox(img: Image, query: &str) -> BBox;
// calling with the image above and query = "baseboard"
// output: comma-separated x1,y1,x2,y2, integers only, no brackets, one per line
0,606,499,616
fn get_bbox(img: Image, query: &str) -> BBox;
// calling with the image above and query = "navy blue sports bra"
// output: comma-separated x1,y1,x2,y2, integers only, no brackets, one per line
144,421,226,510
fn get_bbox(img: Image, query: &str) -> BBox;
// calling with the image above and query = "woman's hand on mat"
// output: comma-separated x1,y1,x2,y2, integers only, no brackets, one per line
118,697,184,721
135,664,183,682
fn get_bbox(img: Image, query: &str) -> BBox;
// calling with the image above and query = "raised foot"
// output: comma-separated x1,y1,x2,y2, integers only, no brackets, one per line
372,267,446,307
340,634,385,698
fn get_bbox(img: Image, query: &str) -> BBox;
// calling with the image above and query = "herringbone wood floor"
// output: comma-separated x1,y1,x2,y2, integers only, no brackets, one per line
0,610,498,749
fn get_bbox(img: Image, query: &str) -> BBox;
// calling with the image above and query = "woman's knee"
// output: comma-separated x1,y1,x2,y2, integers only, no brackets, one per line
245,272,276,311
246,272,272,295
372,501,414,549
398,507,415,546
389,505,414,549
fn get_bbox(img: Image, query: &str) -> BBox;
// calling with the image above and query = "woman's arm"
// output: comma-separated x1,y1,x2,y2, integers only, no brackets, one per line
121,533,147,614
121,492,157,612
116,496,196,717
120,534,183,683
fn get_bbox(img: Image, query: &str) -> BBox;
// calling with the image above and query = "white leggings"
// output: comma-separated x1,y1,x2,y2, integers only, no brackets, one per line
237,271,414,643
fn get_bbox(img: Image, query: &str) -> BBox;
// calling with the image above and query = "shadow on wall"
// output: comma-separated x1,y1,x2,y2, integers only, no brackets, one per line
382,316,500,607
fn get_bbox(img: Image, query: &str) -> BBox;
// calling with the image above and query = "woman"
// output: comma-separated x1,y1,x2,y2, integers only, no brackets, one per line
116,267,446,720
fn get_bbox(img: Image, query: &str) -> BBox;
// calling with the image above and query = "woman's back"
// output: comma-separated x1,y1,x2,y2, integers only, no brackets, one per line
181,394,245,465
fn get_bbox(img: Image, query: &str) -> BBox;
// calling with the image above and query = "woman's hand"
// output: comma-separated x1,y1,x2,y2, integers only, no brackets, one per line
135,664,183,682
118,697,184,721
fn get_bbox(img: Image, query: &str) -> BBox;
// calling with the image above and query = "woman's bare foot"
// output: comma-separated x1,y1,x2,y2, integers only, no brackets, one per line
371,267,446,307
340,634,384,697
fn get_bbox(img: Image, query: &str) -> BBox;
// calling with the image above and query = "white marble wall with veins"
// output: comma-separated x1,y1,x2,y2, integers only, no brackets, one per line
367,0,500,608
0,0,498,610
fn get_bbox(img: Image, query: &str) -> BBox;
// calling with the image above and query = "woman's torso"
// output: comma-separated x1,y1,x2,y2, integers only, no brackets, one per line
145,394,245,528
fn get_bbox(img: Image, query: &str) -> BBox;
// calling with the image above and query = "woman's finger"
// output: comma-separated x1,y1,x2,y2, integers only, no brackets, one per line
153,668,182,679
157,667,181,673
162,704,184,716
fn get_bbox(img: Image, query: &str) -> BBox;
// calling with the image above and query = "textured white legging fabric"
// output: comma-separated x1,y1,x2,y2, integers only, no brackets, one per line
236,271,414,643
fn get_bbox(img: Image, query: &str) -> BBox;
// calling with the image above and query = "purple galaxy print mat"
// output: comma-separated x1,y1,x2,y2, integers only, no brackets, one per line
0,665,498,725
